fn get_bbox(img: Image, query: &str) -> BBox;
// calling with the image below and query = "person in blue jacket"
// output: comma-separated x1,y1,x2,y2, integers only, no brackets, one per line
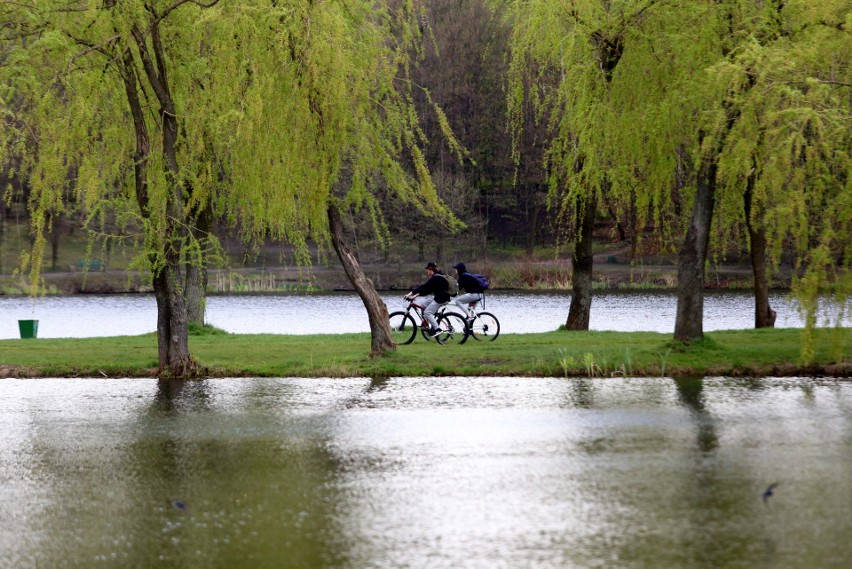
404,262,450,337
452,262,485,321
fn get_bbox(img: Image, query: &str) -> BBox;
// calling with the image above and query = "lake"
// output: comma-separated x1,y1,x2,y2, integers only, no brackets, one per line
1,290,844,339
0,376,850,568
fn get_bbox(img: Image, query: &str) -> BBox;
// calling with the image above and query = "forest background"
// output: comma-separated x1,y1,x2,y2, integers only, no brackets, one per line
1,0,849,377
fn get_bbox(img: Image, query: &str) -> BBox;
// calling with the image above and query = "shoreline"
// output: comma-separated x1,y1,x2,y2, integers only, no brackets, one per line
0,261,791,296
2,362,850,380
2,328,848,380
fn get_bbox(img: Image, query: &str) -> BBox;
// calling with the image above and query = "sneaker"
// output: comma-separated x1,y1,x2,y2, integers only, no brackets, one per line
428,327,443,338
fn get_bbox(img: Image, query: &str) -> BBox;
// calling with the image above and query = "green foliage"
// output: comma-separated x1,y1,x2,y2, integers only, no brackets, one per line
508,0,850,353
0,0,462,294
507,0,709,248
217,0,463,256
708,1,850,358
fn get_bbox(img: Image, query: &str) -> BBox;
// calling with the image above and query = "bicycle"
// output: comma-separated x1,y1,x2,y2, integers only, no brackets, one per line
388,298,467,345
456,301,500,344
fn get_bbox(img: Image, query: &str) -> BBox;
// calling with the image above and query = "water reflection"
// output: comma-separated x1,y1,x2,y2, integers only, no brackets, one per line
365,375,391,393
0,377,850,568
674,377,719,453
567,377,596,409
672,378,757,566
151,378,212,414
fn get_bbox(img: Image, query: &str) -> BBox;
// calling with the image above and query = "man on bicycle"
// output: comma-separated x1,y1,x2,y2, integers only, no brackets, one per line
452,262,486,322
404,262,450,337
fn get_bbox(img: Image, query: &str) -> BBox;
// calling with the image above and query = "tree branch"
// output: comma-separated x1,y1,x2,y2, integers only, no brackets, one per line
131,24,169,108
65,33,121,71
152,0,220,31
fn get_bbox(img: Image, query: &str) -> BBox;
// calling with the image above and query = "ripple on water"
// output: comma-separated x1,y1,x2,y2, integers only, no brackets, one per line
1,377,850,567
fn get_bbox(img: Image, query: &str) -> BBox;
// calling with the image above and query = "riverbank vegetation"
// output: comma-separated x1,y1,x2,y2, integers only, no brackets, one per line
0,218,789,296
1,328,848,380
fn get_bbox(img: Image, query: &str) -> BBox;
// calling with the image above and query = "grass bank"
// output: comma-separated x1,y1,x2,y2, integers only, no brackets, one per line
0,328,848,379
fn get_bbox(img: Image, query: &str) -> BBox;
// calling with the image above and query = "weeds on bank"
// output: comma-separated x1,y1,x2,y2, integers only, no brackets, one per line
658,347,672,377
582,353,603,377
611,348,634,377
557,349,576,377
557,348,639,378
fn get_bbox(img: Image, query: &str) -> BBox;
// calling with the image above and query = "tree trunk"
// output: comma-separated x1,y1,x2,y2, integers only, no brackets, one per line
674,88,745,343
328,202,395,356
184,264,206,327
121,26,196,378
748,228,776,328
566,194,596,330
674,136,716,343
744,171,776,328
148,22,196,376
153,257,195,378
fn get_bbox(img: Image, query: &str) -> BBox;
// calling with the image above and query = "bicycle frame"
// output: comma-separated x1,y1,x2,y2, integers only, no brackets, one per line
389,298,466,345
402,298,449,328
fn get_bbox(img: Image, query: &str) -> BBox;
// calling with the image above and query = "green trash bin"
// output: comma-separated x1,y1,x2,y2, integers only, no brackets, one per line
18,319,38,339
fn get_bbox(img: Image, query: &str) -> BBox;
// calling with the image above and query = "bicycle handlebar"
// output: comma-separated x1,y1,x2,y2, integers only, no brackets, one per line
403,297,428,311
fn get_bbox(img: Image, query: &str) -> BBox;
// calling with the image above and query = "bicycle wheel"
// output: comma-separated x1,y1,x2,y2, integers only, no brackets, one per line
389,311,418,345
469,311,500,341
436,312,467,345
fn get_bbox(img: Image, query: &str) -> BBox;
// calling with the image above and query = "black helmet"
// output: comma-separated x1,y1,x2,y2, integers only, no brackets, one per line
425,262,438,270
452,262,466,273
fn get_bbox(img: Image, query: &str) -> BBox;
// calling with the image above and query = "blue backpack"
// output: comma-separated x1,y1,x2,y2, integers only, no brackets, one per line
471,273,490,291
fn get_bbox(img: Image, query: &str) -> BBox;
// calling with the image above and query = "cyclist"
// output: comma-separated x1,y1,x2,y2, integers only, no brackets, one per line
404,261,450,337
452,262,486,321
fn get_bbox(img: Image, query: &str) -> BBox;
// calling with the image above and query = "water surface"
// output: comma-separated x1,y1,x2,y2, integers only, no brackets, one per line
0,376,850,568
2,290,843,339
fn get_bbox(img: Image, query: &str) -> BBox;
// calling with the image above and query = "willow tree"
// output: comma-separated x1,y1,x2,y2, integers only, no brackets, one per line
0,1,242,377
200,0,462,358
508,0,684,330
737,0,848,340
508,0,850,349
204,0,461,356
2,1,459,370
675,0,851,343
711,1,851,355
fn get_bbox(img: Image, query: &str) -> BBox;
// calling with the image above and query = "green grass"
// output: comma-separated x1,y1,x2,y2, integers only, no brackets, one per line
1,328,848,379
